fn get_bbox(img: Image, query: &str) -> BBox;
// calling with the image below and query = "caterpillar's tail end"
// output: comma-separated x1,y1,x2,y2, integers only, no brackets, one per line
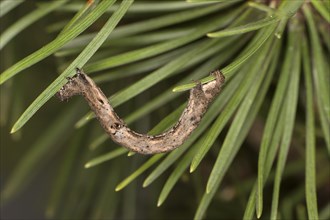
56,68,86,101
210,69,225,85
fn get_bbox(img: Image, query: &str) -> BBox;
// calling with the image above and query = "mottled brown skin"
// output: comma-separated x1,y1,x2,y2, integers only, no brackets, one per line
56,68,225,154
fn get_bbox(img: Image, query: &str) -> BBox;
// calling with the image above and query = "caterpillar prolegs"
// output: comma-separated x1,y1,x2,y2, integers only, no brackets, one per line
56,68,225,154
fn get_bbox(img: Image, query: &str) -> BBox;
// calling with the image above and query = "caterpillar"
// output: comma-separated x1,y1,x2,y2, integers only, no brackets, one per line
56,68,225,154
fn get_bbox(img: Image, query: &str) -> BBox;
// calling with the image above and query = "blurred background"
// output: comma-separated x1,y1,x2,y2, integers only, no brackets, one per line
1,0,329,219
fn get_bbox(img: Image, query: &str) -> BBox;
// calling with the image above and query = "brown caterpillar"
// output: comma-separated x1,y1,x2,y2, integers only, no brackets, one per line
56,68,225,154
